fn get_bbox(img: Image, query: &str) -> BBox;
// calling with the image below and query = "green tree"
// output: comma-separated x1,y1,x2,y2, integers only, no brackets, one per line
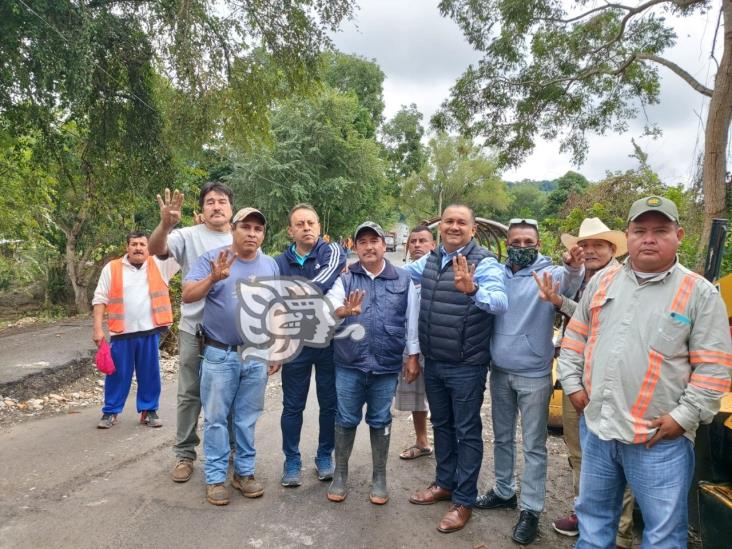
381,104,428,183
435,0,731,258
543,171,590,218
401,133,509,222
505,182,548,221
545,161,704,266
0,7,172,312
321,52,386,138
227,87,392,250
1,1,357,312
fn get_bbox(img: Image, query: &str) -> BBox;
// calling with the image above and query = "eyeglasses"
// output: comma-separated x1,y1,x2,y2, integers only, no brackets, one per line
508,218,539,228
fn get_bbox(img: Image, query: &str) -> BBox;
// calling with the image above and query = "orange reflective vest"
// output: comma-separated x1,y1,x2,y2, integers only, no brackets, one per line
107,257,173,333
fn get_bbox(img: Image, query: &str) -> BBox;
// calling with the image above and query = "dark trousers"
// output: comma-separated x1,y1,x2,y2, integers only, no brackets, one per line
281,346,337,464
424,359,488,507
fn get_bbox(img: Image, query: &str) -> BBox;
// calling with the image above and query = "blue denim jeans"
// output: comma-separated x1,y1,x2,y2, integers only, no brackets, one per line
576,416,694,549
334,366,398,429
490,369,553,513
281,346,336,466
424,360,488,507
199,346,268,485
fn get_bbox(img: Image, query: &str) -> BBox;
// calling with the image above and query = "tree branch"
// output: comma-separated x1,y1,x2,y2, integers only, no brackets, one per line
635,53,713,96
711,5,723,70
542,3,632,24
589,0,668,56
546,0,705,24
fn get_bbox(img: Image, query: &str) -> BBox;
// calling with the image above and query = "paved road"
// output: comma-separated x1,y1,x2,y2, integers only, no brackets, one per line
0,317,96,387
0,373,575,549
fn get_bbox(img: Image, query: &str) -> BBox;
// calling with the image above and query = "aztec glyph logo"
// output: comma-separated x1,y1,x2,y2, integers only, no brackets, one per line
236,276,364,363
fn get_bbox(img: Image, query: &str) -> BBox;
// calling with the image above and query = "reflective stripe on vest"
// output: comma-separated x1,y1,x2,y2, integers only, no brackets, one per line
583,264,622,395
630,272,700,443
107,257,173,333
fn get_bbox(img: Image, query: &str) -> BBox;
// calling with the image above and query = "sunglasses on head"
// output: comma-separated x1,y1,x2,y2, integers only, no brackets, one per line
508,218,539,228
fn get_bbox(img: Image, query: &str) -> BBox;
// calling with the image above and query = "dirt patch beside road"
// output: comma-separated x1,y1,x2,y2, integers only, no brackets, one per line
0,352,179,428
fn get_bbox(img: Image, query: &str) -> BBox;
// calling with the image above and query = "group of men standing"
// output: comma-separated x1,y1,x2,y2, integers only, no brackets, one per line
91,182,731,547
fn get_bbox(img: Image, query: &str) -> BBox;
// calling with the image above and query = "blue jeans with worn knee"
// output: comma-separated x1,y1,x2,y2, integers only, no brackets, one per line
200,345,268,485
334,366,398,429
490,369,553,513
424,360,488,507
281,346,336,466
576,416,694,549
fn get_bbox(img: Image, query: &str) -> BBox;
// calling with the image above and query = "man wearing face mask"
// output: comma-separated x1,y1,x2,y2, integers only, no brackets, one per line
476,218,584,545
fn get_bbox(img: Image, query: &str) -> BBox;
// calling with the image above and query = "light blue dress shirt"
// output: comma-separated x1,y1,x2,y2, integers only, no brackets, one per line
402,244,508,314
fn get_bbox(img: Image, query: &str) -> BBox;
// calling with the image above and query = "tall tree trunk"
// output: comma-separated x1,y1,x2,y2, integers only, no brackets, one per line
64,232,90,314
436,186,444,246
698,0,732,269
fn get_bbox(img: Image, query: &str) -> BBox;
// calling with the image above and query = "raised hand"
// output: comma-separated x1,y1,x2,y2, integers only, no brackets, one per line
337,289,365,318
563,244,585,269
156,188,185,230
532,271,563,308
453,254,477,294
209,249,236,282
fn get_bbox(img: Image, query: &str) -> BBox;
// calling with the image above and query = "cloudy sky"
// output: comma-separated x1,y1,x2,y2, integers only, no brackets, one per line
332,0,724,184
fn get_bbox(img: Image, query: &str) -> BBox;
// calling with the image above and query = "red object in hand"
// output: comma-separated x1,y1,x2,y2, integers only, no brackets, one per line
95,339,116,375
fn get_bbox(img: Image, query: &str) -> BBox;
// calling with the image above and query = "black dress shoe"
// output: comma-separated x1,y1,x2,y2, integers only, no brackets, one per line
474,489,518,509
512,510,539,545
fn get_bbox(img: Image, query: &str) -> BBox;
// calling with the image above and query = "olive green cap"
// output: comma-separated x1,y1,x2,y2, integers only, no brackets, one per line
627,196,679,223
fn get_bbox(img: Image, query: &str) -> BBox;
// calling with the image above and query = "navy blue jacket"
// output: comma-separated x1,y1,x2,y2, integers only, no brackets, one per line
275,237,346,293
334,260,410,374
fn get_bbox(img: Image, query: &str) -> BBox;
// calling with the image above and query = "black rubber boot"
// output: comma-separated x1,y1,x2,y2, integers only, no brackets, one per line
327,425,357,502
369,426,391,504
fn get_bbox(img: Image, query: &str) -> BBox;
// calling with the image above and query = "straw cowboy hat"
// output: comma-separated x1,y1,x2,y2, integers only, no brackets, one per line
560,217,627,257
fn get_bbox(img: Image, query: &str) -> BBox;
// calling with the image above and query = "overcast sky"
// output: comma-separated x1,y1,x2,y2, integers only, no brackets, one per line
332,0,725,184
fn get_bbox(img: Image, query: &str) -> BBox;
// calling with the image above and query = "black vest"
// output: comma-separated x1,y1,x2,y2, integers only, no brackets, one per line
418,239,496,365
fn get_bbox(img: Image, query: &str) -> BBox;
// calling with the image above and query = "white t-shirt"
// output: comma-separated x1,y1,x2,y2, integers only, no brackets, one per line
166,224,233,334
93,255,180,335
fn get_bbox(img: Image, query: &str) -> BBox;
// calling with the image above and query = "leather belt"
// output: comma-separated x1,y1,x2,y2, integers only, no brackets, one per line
204,337,238,352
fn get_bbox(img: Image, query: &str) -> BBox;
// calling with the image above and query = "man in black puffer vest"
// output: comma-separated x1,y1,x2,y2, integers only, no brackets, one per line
406,204,508,534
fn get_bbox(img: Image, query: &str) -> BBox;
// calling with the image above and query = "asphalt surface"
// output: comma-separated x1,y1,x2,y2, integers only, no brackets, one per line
0,317,96,387
0,374,576,549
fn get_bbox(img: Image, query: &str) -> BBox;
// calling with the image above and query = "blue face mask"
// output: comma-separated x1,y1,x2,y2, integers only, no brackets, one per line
507,246,538,268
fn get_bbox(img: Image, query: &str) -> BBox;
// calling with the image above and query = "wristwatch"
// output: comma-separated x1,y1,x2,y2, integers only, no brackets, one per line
467,282,479,296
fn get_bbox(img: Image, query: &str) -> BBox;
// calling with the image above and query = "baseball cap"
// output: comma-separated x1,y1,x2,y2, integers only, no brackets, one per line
627,196,679,223
232,207,266,225
354,221,385,240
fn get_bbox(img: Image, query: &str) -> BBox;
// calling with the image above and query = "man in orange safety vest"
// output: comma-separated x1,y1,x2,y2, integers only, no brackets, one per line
92,231,179,429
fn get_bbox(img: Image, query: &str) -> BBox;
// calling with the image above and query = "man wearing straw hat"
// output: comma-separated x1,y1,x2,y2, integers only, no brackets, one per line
534,217,635,546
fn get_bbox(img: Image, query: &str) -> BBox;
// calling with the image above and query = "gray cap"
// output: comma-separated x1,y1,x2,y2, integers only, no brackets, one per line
232,207,266,226
627,196,679,223
354,221,385,240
